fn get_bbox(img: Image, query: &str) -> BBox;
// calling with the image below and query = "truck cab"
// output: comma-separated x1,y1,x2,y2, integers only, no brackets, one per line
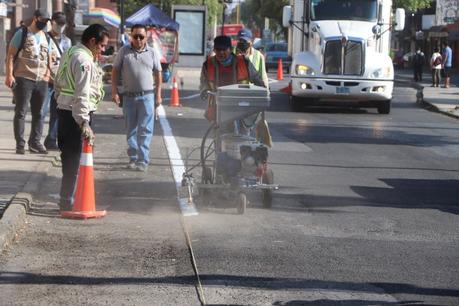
283,0,404,114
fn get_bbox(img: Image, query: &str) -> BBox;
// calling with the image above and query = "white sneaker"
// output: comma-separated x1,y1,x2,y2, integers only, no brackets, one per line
136,163,148,172
127,160,136,169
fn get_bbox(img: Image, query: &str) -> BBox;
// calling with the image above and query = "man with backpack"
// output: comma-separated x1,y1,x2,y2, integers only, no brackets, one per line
4,9,52,154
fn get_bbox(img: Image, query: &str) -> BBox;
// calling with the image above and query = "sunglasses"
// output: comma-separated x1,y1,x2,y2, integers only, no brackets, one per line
132,34,145,40
215,48,229,52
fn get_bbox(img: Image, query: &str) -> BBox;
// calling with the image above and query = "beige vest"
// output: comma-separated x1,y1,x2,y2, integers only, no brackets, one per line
13,29,50,82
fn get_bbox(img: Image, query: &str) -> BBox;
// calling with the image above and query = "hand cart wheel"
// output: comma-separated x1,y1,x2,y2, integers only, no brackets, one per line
202,166,213,184
200,123,216,183
237,193,247,214
262,169,274,208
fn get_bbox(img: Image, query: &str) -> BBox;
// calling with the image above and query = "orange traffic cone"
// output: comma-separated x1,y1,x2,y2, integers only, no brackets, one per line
170,76,181,107
277,58,283,81
280,82,292,94
61,139,106,219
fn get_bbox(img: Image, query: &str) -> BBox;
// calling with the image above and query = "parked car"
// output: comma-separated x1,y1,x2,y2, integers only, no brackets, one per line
264,42,291,73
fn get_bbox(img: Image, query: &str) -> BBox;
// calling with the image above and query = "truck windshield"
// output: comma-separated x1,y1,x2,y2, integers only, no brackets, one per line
311,0,378,21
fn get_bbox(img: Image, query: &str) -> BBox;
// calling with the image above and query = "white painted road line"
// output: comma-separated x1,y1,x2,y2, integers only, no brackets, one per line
157,105,198,216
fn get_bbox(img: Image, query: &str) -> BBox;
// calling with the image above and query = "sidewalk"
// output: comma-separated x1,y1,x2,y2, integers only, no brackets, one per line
0,75,58,249
395,68,459,118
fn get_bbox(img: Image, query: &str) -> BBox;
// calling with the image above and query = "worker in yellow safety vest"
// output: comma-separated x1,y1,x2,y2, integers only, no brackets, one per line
235,28,269,88
54,24,108,212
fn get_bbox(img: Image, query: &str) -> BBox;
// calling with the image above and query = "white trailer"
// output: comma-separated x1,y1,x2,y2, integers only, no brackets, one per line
283,0,405,114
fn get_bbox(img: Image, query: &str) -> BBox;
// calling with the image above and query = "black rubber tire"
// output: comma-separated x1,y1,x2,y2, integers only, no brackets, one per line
202,166,213,184
262,169,274,208
377,100,391,114
237,193,247,215
200,123,216,184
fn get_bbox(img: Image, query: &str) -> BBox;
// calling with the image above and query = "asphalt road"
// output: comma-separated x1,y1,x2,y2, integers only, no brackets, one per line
0,80,458,305
168,81,459,305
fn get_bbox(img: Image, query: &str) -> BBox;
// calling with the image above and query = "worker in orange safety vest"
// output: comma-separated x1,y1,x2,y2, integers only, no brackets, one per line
200,35,266,122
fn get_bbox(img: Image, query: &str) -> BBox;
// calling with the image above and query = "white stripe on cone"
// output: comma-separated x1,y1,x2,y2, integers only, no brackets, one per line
80,153,93,166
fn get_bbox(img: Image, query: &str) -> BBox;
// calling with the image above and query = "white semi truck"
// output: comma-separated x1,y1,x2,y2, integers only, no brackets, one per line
282,0,405,114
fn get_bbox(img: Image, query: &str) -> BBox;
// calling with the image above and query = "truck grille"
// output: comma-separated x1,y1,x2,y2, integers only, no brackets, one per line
324,40,363,76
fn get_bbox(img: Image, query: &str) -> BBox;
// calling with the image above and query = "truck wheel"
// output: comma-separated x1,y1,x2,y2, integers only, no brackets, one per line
377,100,391,114
290,95,303,112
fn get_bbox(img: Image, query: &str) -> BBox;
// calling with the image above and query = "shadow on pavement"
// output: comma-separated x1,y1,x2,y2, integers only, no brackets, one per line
270,122,458,147
270,178,459,215
0,272,457,299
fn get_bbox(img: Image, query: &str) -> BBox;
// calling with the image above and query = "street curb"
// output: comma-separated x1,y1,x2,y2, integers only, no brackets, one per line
397,78,459,119
413,85,459,120
0,153,57,252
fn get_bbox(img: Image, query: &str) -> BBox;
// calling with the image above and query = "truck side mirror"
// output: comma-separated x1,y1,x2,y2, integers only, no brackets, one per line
394,8,405,31
282,6,292,28
372,25,381,35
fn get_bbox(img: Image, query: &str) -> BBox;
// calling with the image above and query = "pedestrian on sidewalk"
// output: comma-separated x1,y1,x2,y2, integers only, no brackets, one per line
4,9,52,155
412,48,425,82
442,41,453,88
111,24,162,172
431,48,442,87
54,24,108,212
43,12,72,151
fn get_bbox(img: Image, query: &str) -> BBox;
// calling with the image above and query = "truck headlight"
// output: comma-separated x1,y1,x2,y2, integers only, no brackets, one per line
296,64,315,76
371,66,392,79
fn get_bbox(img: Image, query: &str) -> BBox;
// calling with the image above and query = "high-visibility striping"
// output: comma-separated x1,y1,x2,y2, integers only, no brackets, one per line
157,105,198,216
80,153,93,166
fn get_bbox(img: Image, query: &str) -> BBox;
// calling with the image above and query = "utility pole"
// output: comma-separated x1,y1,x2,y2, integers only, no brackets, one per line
64,0,76,43
220,0,233,35
221,4,225,35
120,0,125,38
236,3,240,24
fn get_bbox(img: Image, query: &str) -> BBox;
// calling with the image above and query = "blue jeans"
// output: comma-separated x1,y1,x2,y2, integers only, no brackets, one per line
123,93,155,165
43,85,58,147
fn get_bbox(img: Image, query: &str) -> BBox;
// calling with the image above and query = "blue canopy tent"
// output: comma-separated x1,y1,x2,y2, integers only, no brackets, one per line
125,4,179,31
125,4,180,82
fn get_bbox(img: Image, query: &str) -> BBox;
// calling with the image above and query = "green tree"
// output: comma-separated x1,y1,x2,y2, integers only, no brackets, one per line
239,0,289,39
393,0,433,11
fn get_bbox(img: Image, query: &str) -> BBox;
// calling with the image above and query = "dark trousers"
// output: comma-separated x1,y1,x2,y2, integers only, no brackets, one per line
44,88,59,147
413,66,423,82
432,69,441,86
57,109,92,206
13,77,48,149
